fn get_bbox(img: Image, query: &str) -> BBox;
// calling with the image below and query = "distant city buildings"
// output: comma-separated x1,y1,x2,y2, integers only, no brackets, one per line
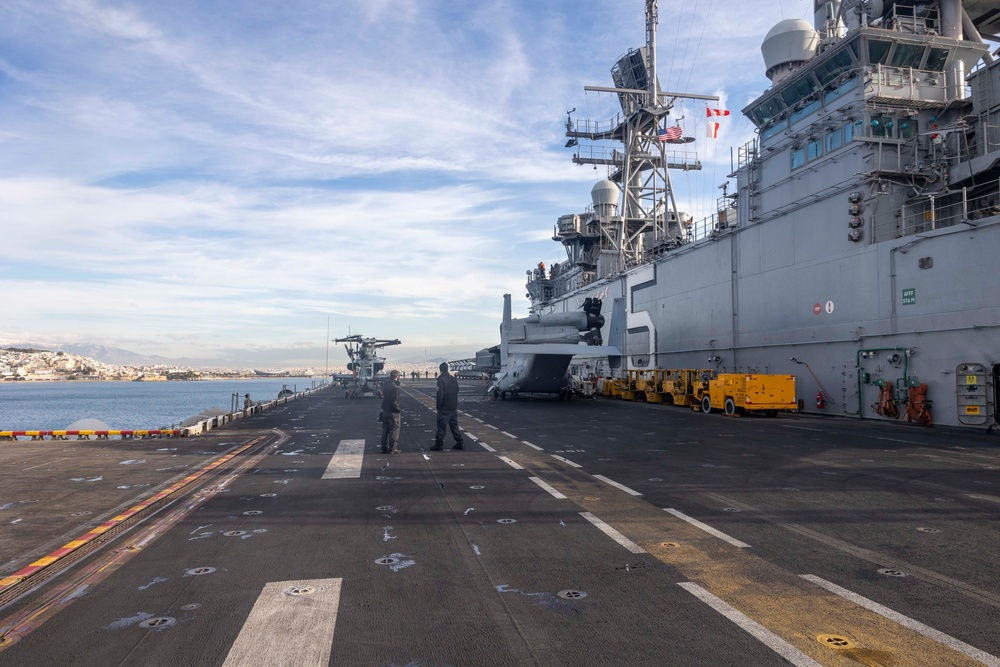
0,348,322,381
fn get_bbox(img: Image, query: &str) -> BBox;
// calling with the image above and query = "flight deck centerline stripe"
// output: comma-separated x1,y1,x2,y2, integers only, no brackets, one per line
474,418,484,423
498,456,523,470
486,424,499,430
479,442,497,453
530,477,567,499
550,454,582,468
522,440,544,451
593,475,643,496
579,512,646,554
501,431,518,439
663,508,752,548
321,439,365,479
678,582,822,667
222,578,342,667
800,574,1000,666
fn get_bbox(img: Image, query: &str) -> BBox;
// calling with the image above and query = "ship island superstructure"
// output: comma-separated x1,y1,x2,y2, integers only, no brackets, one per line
526,0,1000,429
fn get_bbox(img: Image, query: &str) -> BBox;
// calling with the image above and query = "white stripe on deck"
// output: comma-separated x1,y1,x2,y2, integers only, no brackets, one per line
579,512,646,554
522,441,544,451
529,477,567,499
678,582,821,667
593,474,642,496
663,508,751,548
222,578,342,667
321,439,365,479
486,424,499,430
478,442,497,453
800,575,1000,667
550,454,582,468
501,430,518,439
498,456,523,470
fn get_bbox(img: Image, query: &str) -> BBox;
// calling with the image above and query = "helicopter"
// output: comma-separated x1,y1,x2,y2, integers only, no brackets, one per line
332,335,401,398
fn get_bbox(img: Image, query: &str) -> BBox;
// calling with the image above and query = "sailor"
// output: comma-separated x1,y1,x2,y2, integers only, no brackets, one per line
380,370,402,454
430,362,464,451
243,393,252,415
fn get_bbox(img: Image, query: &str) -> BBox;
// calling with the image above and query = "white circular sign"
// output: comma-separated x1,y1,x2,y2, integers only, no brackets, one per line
825,300,835,314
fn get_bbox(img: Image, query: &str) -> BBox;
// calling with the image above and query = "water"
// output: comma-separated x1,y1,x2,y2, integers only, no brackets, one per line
0,378,321,431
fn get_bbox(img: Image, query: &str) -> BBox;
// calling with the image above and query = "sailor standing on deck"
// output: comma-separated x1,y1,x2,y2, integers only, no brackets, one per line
380,370,402,454
430,362,463,451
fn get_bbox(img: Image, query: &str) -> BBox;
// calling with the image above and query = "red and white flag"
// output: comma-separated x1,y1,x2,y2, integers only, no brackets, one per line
707,122,721,139
706,107,730,117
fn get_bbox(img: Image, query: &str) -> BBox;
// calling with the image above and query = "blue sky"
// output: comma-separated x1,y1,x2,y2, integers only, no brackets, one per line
0,0,813,367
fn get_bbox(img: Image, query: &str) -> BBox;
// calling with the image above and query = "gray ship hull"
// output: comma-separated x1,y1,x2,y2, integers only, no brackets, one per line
538,214,1000,428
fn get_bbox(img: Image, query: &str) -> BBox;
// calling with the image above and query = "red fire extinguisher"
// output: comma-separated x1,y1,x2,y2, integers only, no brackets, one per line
816,390,825,409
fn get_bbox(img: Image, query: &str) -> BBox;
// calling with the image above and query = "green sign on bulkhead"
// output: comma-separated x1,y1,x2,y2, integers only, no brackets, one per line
902,288,916,305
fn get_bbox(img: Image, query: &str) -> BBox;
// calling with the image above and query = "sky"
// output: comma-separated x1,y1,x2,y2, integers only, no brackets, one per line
0,0,814,368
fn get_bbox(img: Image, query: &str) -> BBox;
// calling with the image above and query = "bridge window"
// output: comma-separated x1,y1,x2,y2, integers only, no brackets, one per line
890,43,925,69
898,118,918,139
815,49,854,85
925,47,949,72
807,138,823,161
825,127,843,152
844,121,855,143
869,39,892,65
791,147,805,170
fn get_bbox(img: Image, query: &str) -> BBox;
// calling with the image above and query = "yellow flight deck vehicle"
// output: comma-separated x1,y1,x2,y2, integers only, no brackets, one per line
695,374,797,417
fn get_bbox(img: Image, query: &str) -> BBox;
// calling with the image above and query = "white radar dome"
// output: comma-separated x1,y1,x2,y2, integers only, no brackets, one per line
761,18,819,84
591,179,620,210
591,179,620,219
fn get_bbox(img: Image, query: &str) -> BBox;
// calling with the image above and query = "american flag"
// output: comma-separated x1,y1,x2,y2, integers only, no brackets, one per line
658,126,683,142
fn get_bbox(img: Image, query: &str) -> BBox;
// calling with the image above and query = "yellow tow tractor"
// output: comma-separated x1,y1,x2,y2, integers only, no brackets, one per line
695,373,797,417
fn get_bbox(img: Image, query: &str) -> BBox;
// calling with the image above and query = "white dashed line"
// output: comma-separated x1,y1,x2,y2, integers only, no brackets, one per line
522,441,544,451
800,575,1000,667
501,431,518,439
529,477,567,499
550,454,582,468
579,512,646,554
479,442,497,453
593,475,642,496
678,582,821,667
474,418,484,423
498,456,523,470
222,578,342,667
663,508,751,548
321,440,365,479
486,424,499,430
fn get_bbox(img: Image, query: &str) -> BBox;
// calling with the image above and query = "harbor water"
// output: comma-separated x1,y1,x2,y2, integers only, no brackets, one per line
0,378,321,431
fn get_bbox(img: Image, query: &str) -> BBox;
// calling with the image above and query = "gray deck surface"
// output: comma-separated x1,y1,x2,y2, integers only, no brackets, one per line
1,380,998,666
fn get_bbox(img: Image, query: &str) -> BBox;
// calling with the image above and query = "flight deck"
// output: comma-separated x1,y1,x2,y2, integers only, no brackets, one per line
1,380,998,666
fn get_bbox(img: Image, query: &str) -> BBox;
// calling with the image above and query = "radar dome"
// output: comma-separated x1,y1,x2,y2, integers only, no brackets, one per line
591,179,620,218
761,18,819,84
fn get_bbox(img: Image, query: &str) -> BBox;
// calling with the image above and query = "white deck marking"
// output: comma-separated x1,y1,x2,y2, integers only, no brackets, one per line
593,474,643,496
800,575,1000,666
967,494,1000,504
222,578,342,667
522,441,544,451
474,418,484,423
678,582,821,667
501,430,518,439
579,512,646,554
486,424,499,430
663,508,752,548
321,439,365,479
783,425,822,432
872,436,922,444
550,454,582,468
479,442,497,453
498,456,523,470
23,457,70,471
529,477,567,499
